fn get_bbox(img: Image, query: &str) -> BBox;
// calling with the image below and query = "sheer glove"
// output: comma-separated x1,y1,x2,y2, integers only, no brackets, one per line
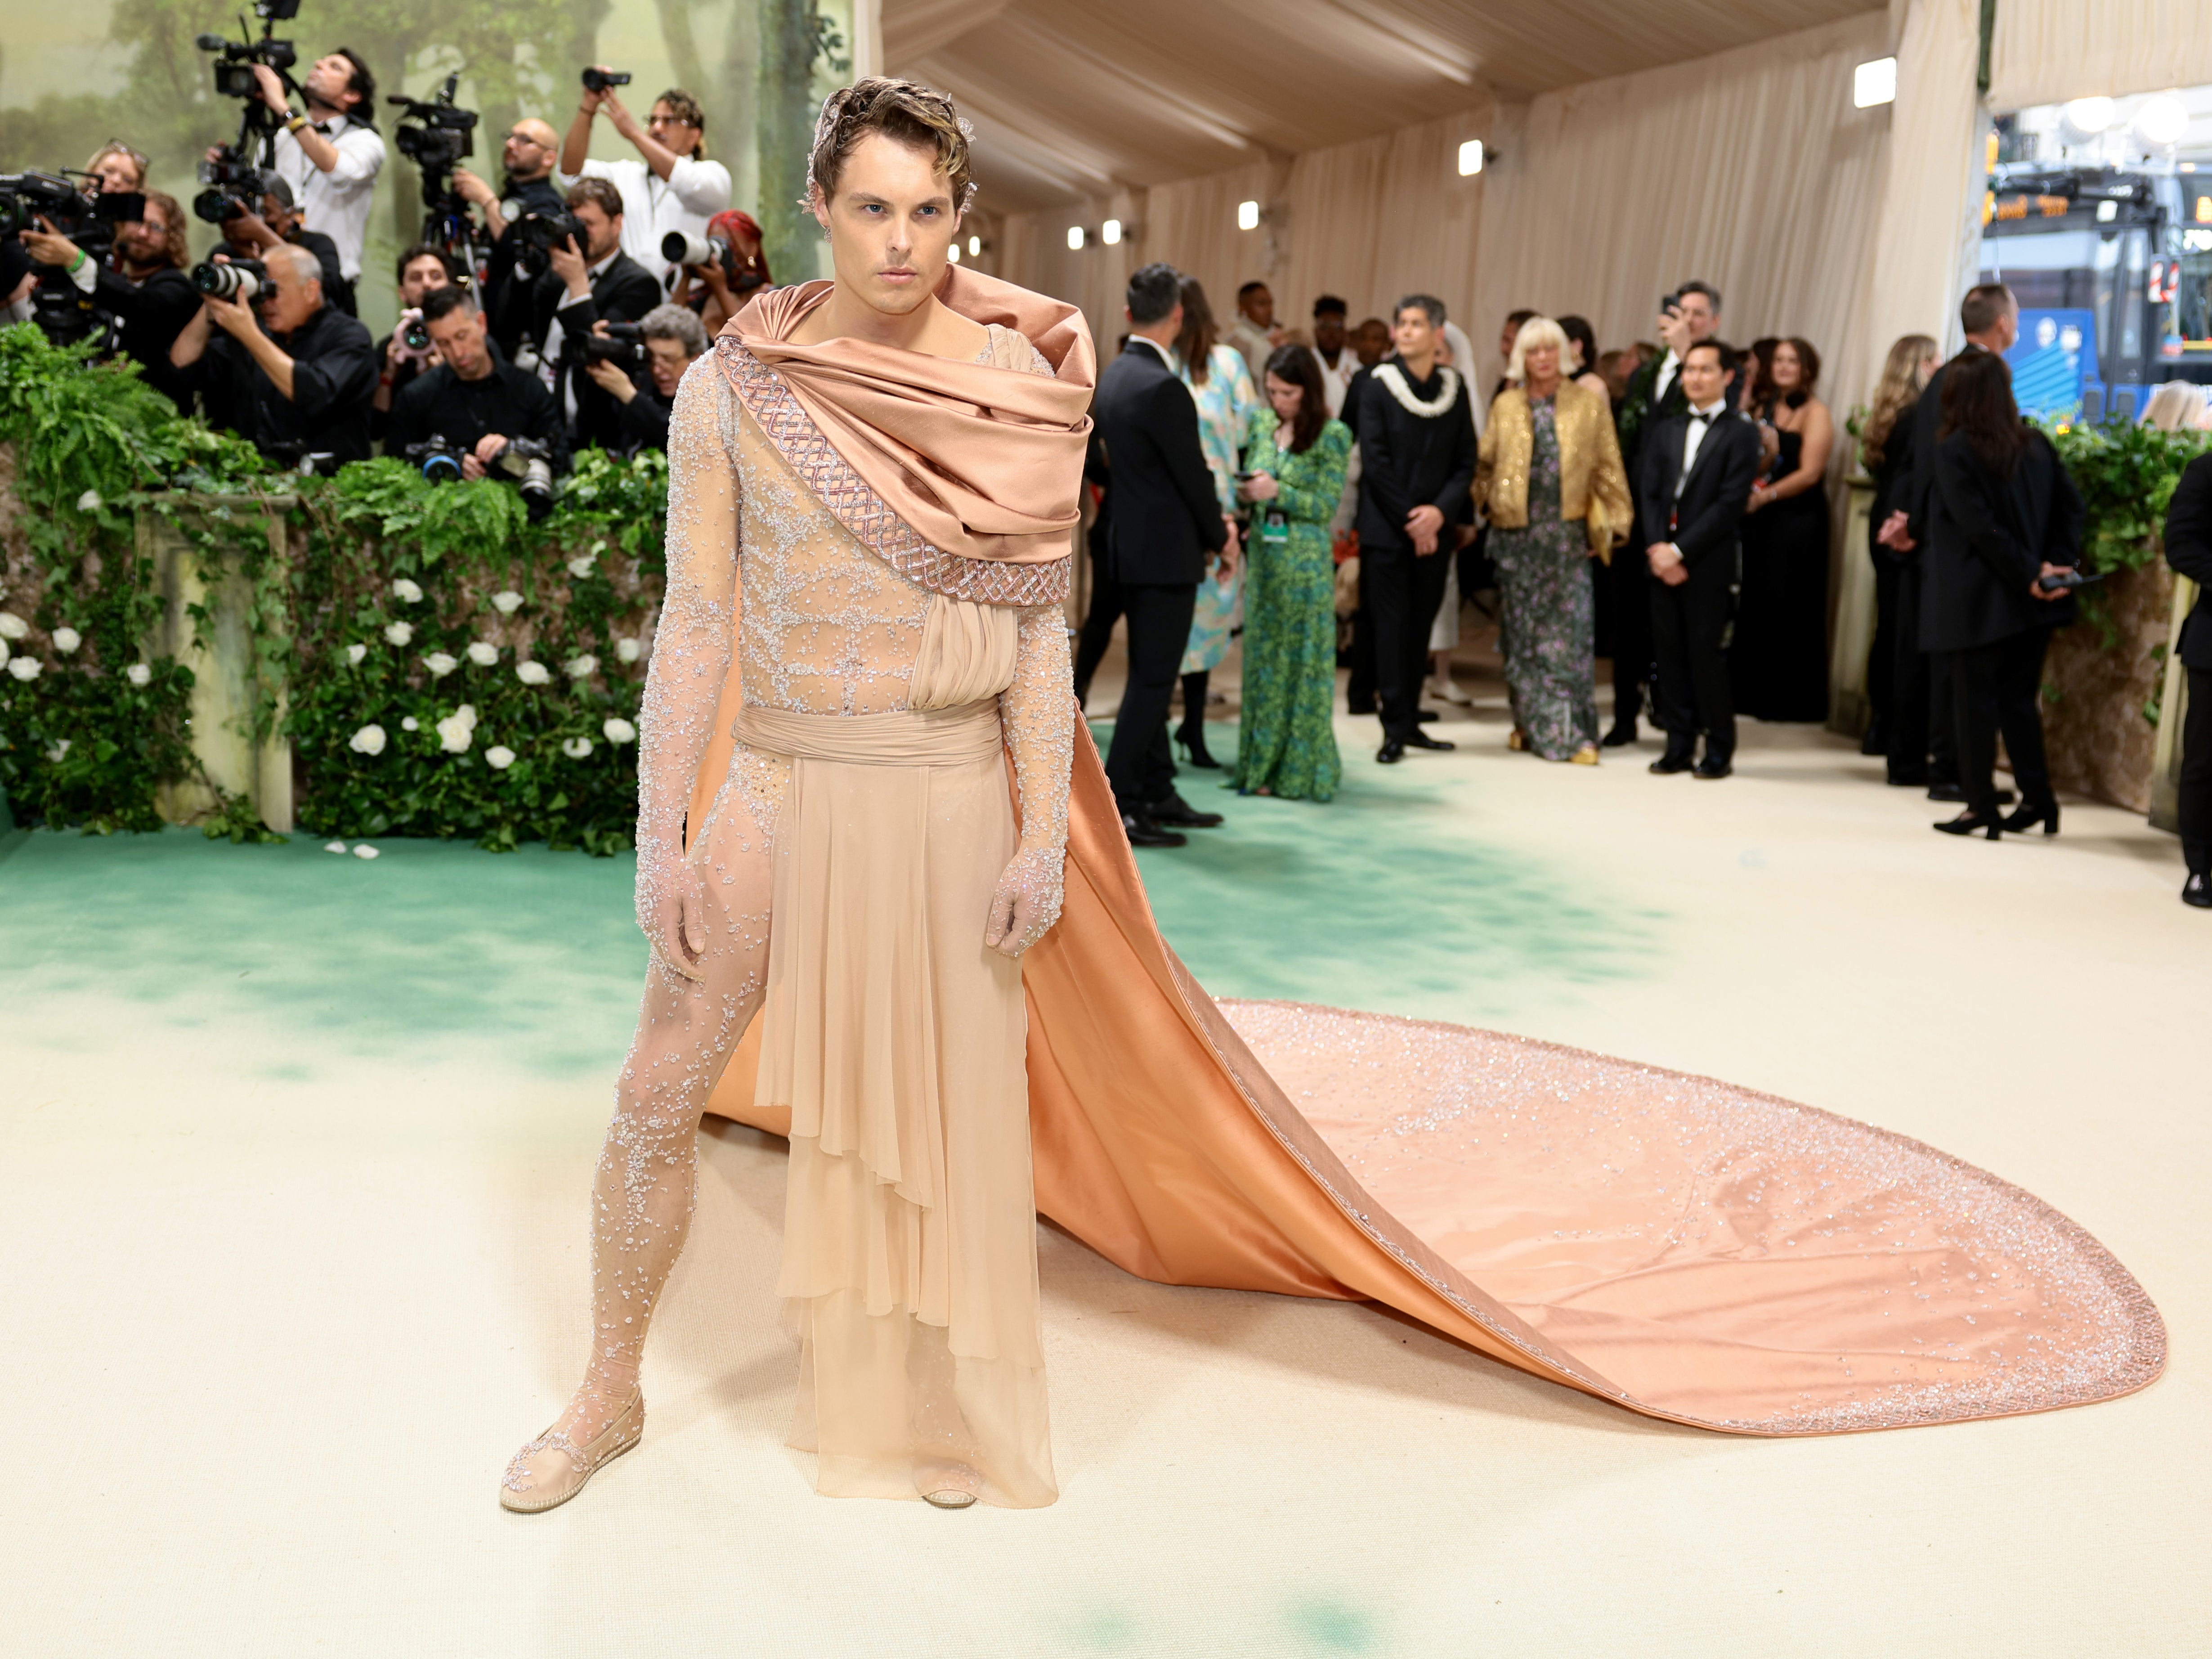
637,853,709,980
984,845,1066,958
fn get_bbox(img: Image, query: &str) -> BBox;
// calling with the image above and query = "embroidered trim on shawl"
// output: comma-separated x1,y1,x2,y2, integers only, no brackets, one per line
715,336,1072,607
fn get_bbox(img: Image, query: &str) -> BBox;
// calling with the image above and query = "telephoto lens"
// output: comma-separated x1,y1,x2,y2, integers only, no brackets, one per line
662,230,727,269
400,312,433,353
580,67,632,93
192,258,266,301
578,322,646,368
493,438,558,522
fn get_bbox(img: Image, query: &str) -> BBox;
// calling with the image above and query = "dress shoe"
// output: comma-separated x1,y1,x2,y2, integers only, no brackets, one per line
1859,722,1890,757
1928,781,2015,805
2002,799,2060,836
1886,768,1929,787
1649,750,1694,775
1599,721,1639,748
2184,872,2212,909
1147,790,1223,829
1934,809,2002,840
1693,756,1733,780
1376,738,1405,764
1400,729,1456,751
502,1391,644,1514
1415,707,1441,722
1120,809,1187,848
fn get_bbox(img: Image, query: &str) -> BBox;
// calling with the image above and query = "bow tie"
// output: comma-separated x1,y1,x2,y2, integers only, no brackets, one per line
1688,411,1713,426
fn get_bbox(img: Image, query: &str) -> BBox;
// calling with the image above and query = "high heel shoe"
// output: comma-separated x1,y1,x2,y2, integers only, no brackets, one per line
501,1390,644,1514
1934,809,2003,841
1174,723,1220,768
2002,799,2060,836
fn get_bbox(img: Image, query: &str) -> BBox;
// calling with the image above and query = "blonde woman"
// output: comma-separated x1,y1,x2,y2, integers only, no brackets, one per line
1475,316,1631,762
1859,332,1939,766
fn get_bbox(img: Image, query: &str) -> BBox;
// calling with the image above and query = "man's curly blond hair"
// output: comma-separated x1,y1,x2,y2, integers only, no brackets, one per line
806,77,976,212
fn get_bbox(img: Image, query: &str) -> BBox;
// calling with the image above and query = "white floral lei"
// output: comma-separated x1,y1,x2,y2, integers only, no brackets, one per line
1371,362,1462,418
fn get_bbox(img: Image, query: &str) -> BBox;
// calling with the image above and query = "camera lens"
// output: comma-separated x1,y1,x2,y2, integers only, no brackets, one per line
419,451,465,484
191,260,261,301
401,318,432,352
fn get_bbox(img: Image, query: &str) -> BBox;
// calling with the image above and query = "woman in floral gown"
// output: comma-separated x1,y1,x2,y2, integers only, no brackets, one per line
1172,278,1259,767
1230,345,1349,801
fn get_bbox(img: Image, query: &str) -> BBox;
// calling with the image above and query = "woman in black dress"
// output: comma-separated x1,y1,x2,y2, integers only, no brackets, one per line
1858,333,1940,760
1731,337,1834,722
1923,349,2082,838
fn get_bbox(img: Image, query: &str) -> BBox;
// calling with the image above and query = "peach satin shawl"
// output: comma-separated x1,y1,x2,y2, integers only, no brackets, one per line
723,267,1095,565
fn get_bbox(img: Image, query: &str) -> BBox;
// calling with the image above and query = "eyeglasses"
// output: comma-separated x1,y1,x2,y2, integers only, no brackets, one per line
506,130,547,146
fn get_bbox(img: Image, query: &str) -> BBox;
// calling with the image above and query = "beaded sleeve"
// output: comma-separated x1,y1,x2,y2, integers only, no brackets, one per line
993,604,1073,941
633,360,739,928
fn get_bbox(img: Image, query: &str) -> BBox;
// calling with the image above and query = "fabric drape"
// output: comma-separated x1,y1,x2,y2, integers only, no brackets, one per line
1987,0,2212,110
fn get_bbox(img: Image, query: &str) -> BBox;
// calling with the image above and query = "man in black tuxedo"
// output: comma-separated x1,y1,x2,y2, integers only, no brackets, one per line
1089,263,1238,847
524,177,663,452
1352,293,1476,763
2163,448,2212,908
1879,282,2019,799
1636,339,1762,778
1608,279,1722,744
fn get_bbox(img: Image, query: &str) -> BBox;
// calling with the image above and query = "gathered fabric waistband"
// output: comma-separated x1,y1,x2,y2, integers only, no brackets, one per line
732,699,1005,767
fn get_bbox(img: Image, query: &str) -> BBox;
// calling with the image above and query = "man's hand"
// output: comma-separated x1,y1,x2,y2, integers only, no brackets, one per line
1875,508,1916,552
1648,542,1688,586
586,356,637,403
1657,303,1692,357
19,217,81,269
1407,502,1445,556
579,72,614,118
600,88,643,144
227,211,281,252
204,290,263,344
253,63,289,116
2032,562,2073,601
458,432,509,481
547,233,590,300
641,855,708,982
452,167,495,209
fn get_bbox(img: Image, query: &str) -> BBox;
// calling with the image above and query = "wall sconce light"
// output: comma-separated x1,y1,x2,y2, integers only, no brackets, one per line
1457,139,1483,176
1854,57,1897,108
1102,218,1123,246
1067,225,1086,251
948,243,960,262
968,234,981,256
1236,199,1259,231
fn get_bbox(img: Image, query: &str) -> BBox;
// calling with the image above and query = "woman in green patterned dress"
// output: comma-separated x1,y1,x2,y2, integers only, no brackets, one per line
1230,345,1352,801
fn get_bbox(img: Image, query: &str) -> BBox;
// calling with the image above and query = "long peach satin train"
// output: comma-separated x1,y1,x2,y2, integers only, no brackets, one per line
704,720,2164,1435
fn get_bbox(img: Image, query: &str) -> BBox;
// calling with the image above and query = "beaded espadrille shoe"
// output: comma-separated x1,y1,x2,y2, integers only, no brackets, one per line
500,1391,643,1514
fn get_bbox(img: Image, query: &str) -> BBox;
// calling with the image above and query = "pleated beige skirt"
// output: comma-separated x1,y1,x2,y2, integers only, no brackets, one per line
737,675,1055,1507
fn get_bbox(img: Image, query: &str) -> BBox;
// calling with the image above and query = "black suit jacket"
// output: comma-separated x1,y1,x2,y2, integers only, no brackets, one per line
1635,408,1762,570
527,251,663,452
2164,451,2212,670
1089,339,1226,586
1350,358,1476,550
1922,428,2081,653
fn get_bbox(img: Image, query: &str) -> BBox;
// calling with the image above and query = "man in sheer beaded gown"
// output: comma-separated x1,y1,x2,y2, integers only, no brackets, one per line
502,77,1090,1513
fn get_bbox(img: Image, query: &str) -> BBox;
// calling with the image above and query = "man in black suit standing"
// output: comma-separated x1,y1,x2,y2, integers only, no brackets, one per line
1089,263,1238,847
1636,339,1762,779
1352,293,1476,763
2163,448,2212,908
1879,282,2019,800
525,177,663,452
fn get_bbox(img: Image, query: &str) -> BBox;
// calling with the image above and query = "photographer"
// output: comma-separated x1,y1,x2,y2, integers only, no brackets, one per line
454,118,564,341
17,188,199,407
559,76,729,292
224,47,384,290
217,175,353,316
170,242,377,464
525,177,659,450
387,286,569,480
582,302,704,454
669,207,769,335
371,243,457,435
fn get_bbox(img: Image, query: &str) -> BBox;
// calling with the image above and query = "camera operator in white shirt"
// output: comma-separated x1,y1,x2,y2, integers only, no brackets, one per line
217,50,385,290
558,75,730,294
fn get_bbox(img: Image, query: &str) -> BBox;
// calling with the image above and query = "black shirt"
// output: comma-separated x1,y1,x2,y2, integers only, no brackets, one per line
611,382,674,454
198,302,379,464
485,174,570,354
94,265,203,410
386,355,572,474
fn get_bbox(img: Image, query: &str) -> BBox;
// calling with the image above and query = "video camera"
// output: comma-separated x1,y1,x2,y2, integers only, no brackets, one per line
0,172,146,348
195,1,301,100
581,67,631,94
510,209,584,280
193,257,269,302
390,74,478,187
577,322,645,369
193,1,304,222
662,230,768,297
194,148,267,225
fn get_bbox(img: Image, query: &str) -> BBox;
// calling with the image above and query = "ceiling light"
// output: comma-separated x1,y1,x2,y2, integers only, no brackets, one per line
2065,96,2117,134
1236,199,1259,231
1457,139,1484,176
1853,58,1897,109
968,234,981,256
1102,218,1122,246
2136,94,2189,147
1067,225,1085,251
947,242,960,262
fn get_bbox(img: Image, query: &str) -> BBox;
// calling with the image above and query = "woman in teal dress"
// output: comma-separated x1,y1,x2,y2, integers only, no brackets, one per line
1230,345,1351,801
1173,278,1259,767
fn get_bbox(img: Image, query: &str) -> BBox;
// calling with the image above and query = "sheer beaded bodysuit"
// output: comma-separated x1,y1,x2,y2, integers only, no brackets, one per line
504,323,1072,1509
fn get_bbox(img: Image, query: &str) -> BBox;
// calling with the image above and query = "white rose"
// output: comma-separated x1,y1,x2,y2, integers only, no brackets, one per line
384,621,413,647
401,716,420,732
484,744,516,770
564,654,597,679
76,489,103,513
324,840,348,854
353,843,380,859
562,736,594,759
515,660,551,686
602,717,636,744
435,705,478,753
391,577,424,604
567,553,597,578
0,613,28,641
465,641,498,666
423,651,457,678
46,738,70,762
0,637,9,665
50,627,81,654
345,643,367,666
490,590,524,614
7,657,40,682
125,663,151,686
613,636,641,664
349,723,388,756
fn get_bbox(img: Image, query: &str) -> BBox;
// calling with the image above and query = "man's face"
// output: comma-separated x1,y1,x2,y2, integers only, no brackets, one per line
647,101,703,160
1355,319,1388,366
90,153,143,197
1394,305,1439,363
399,254,452,309
503,123,556,180
646,335,694,398
116,202,171,267
573,202,621,262
426,306,491,379
1241,287,1275,329
1313,312,1345,356
1679,345,1725,408
304,53,362,114
258,254,319,334
812,132,958,322
1678,291,1717,343
1992,300,2020,352
259,193,297,238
